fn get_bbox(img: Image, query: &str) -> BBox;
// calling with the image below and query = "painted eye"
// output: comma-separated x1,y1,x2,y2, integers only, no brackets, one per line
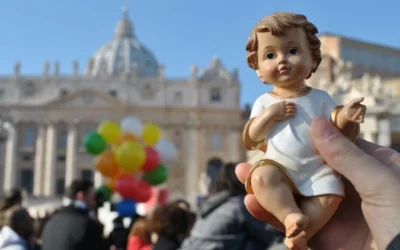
289,48,299,55
264,53,275,59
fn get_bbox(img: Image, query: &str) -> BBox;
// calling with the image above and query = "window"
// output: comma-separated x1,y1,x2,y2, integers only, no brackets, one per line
81,169,93,181
109,90,118,97
24,82,35,96
207,158,223,186
211,131,222,149
57,155,66,162
56,178,65,195
174,130,181,149
60,89,68,97
210,88,221,102
173,91,182,105
21,154,33,162
23,127,36,147
58,131,67,149
0,89,5,100
20,169,33,194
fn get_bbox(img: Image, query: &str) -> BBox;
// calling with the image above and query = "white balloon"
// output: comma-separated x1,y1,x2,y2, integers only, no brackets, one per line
155,139,177,165
120,116,143,136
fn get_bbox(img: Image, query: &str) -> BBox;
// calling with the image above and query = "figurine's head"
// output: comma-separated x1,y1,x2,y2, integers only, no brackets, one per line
246,12,321,87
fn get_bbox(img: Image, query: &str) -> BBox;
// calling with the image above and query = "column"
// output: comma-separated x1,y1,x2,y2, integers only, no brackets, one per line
33,124,46,196
3,122,18,192
378,119,391,147
65,123,77,188
228,125,242,163
43,122,57,196
94,171,105,187
184,115,200,209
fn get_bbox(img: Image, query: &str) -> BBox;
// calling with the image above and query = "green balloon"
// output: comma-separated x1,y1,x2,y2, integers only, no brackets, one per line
84,132,107,155
97,185,113,201
143,164,168,185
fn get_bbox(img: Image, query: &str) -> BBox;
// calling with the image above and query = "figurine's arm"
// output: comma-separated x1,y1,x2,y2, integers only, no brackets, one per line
242,108,276,151
331,106,360,142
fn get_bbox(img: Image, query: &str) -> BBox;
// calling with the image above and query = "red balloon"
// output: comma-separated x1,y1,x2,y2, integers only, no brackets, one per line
115,175,152,202
134,180,152,203
142,147,160,173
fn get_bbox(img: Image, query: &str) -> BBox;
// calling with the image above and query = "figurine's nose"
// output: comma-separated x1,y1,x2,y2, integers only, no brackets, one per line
278,54,289,65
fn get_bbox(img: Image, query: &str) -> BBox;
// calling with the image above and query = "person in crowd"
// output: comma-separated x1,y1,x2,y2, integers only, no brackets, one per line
180,162,283,250
235,117,400,250
0,206,34,250
126,217,151,250
171,199,196,232
0,189,24,229
41,180,106,250
149,203,193,250
172,199,191,211
107,216,129,250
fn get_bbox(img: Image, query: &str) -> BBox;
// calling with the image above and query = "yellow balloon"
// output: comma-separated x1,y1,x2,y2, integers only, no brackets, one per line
142,123,161,146
115,141,146,173
97,120,121,144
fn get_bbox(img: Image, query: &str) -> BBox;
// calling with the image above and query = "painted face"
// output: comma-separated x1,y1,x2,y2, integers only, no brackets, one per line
256,27,315,87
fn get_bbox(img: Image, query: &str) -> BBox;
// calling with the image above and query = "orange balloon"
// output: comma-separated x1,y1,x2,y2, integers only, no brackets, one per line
106,178,116,191
115,133,137,147
95,150,119,178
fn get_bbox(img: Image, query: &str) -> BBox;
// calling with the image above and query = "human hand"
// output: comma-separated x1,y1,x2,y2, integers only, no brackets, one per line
342,97,366,123
268,101,296,121
236,117,400,250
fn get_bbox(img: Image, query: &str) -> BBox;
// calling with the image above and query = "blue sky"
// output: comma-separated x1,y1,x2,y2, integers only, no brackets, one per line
0,0,398,107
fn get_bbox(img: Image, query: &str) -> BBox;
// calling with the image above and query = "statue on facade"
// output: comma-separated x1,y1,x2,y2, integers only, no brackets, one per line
43,61,50,76
73,61,79,75
362,73,372,95
54,62,60,76
190,65,198,78
371,75,383,95
13,61,21,76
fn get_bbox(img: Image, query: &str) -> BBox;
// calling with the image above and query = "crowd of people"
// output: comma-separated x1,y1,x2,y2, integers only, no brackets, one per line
0,161,284,250
2,117,400,249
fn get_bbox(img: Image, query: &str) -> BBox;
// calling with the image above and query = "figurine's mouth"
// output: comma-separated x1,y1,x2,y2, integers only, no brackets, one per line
278,67,291,74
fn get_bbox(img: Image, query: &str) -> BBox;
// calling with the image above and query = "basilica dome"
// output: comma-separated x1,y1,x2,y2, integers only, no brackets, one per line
86,8,160,77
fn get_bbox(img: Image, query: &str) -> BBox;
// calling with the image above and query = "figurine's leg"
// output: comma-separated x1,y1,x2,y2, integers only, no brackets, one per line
284,194,342,250
250,165,309,238
300,194,342,238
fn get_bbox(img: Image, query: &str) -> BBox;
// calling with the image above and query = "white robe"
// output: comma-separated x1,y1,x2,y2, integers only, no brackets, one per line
250,88,344,197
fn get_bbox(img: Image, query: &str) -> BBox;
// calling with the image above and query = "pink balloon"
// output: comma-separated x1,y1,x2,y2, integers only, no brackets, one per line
142,147,160,173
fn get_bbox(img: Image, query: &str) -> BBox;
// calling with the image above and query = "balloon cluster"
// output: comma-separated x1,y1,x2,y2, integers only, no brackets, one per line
84,116,177,216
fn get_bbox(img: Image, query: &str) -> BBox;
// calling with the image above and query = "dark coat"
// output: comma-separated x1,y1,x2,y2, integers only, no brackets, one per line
152,235,182,250
41,205,106,250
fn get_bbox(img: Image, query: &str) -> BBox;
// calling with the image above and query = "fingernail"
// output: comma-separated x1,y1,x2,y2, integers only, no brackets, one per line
313,117,337,140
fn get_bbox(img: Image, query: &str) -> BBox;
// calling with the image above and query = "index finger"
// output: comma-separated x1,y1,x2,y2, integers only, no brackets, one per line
350,97,364,105
235,162,252,184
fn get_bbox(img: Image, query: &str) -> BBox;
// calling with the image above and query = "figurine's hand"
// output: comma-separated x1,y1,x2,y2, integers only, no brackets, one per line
342,97,366,123
268,101,296,121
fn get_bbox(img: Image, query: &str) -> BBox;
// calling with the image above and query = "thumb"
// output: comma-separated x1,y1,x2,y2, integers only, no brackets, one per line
311,117,388,190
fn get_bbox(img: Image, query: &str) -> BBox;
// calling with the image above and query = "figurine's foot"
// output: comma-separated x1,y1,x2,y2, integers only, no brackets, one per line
284,213,309,238
284,231,308,250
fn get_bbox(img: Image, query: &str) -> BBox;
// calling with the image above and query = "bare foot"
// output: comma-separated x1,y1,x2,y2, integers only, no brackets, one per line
284,213,309,238
284,231,308,250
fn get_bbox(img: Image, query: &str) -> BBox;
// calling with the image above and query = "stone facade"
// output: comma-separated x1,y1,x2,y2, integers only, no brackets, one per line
0,9,246,208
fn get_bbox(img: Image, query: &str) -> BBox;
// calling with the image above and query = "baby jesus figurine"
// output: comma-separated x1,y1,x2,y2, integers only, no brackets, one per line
242,12,366,250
